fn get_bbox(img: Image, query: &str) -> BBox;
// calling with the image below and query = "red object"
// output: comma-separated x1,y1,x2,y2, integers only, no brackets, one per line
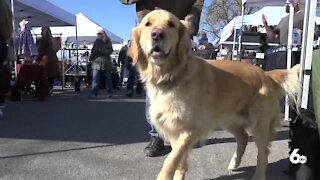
16,64,49,101
1,65,10,93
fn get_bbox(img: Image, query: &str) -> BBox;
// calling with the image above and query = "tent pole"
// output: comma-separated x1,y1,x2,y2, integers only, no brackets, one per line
74,24,80,92
300,0,317,109
284,3,294,121
232,17,237,60
10,0,17,78
237,4,245,61
298,0,310,107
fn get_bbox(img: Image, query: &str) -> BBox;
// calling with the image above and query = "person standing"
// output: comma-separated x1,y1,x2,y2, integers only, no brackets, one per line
117,41,130,89
0,0,13,119
120,0,204,157
36,27,60,93
262,0,304,46
89,30,114,98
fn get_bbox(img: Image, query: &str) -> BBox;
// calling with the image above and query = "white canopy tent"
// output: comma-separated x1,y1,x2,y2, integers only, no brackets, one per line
33,13,123,44
243,0,319,119
7,0,76,27
220,6,288,44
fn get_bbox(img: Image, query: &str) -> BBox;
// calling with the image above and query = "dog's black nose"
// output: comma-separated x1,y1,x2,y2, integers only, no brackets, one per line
151,28,164,41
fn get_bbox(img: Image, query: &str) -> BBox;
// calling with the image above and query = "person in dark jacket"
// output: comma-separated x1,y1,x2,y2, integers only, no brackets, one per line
193,31,216,59
89,30,114,98
120,0,204,157
117,41,130,88
0,0,13,119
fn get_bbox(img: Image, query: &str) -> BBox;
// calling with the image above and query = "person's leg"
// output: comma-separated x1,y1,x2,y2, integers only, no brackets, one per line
144,92,165,157
0,38,8,119
135,75,144,97
105,69,113,97
118,64,126,88
0,64,4,119
126,68,136,97
91,69,101,96
48,77,54,94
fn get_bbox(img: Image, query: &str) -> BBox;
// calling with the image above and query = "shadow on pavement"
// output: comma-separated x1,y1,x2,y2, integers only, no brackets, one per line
0,144,114,159
209,158,292,180
1,91,150,145
204,129,289,146
0,88,289,147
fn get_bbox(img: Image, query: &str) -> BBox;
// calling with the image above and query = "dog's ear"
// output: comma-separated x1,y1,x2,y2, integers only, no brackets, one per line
178,21,192,59
180,20,195,36
129,26,141,65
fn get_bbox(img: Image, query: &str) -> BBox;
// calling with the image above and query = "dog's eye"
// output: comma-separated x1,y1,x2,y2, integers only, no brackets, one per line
167,21,175,28
145,22,151,27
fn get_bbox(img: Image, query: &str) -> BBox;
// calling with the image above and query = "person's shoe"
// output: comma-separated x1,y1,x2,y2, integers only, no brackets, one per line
125,90,133,98
88,94,98,99
144,137,165,157
108,94,113,98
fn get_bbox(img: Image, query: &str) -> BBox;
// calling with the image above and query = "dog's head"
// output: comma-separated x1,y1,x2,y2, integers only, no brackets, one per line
129,10,192,69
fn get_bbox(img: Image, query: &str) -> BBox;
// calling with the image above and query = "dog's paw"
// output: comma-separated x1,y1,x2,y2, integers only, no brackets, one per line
227,156,241,170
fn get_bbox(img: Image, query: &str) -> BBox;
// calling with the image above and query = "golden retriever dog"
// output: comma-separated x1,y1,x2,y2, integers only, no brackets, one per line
129,9,300,180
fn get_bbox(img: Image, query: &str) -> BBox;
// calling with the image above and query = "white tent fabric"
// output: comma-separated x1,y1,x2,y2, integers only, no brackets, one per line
8,0,76,27
244,0,320,8
220,7,288,44
32,13,123,44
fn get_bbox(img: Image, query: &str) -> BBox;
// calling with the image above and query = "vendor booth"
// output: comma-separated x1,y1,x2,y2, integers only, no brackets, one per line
5,0,77,100
32,13,123,89
219,6,288,45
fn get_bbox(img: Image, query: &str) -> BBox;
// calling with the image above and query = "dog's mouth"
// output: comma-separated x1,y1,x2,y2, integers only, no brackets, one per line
149,45,168,60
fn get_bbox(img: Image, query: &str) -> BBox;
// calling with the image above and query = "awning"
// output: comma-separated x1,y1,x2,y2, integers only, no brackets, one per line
244,0,320,8
9,0,76,27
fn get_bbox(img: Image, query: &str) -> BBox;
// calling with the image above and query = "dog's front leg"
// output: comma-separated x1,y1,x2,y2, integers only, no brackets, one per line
173,152,189,180
157,132,194,180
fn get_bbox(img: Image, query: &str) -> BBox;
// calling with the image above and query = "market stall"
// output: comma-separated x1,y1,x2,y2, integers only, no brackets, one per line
243,0,319,117
6,0,77,99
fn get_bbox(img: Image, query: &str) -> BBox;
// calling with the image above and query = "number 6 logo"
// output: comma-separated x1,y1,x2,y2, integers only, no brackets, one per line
290,149,307,164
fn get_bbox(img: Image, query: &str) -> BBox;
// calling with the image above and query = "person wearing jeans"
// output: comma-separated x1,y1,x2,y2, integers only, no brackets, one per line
0,1,13,119
120,0,204,157
117,41,130,89
0,38,7,119
89,30,114,98
125,64,136,97
91,69,113,97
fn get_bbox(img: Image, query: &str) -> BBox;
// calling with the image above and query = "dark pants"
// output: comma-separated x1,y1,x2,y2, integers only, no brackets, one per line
126,67,136,92
0,38,8,104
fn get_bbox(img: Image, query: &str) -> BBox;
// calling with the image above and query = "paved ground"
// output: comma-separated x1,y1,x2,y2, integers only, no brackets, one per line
0,88,293,180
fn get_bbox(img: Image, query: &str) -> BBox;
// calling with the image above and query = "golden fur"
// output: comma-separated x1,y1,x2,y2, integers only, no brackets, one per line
130,10,300,180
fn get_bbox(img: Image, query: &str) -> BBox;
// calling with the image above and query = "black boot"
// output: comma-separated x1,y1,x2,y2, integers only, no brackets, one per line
144,137,164,157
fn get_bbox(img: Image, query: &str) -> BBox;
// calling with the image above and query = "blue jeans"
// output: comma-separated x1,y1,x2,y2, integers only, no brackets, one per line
118,63,126,87
126,67,136,92
146,93,159,137
91,69,113,95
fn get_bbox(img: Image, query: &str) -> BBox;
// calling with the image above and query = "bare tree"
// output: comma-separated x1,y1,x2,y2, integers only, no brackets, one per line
201,0,255,42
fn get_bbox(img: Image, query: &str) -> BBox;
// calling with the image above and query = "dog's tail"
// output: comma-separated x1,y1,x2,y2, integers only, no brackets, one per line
266,64,301,106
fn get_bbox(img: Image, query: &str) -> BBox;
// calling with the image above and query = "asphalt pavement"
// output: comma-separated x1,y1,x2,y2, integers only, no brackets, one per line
0,87,293,180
